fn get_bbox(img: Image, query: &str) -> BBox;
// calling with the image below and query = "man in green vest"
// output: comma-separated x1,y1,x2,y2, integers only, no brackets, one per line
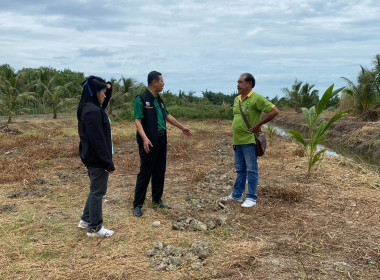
220,73,279,207
133,71,192,217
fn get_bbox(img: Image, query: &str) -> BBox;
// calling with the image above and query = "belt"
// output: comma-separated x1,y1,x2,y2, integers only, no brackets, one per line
158,130,166,136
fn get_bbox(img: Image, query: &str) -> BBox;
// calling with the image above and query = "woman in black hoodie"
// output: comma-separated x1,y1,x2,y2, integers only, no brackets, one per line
77,76,115,237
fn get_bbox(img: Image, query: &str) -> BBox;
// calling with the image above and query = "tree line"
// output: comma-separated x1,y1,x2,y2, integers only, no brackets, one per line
0,64,238,122
1,54,379,123
273,54,380,121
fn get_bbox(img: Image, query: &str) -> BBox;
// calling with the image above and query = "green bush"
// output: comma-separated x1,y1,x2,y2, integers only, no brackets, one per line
110,103,233,122
167,104,233,120
111,107,134,121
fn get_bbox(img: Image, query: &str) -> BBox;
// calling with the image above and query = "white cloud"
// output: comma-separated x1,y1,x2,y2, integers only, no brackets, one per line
0,0,379,98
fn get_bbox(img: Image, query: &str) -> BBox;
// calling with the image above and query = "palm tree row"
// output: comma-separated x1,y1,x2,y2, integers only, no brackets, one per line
2,54,380,123
0,64,239,123
0,65,148,122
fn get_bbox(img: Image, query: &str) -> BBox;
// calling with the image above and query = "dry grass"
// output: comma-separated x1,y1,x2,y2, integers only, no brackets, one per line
0,117,379,279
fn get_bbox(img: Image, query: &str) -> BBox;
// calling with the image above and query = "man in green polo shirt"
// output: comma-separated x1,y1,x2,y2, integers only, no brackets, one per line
133,71,192,217
221,73,279,207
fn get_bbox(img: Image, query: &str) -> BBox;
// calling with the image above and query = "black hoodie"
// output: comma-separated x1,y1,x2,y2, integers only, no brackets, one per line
77,76,115,172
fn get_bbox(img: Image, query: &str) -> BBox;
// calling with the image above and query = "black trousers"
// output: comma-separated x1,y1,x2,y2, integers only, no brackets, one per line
133,132,167,208
81,166,109,230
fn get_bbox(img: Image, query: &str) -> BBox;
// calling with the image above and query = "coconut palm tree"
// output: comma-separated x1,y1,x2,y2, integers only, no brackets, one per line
35,68,76,119
0,65,36,123
108,78,126,115
342,67,377,113
299,83,320,108
282,80,319,111
372,54,380,94
282,79,302,110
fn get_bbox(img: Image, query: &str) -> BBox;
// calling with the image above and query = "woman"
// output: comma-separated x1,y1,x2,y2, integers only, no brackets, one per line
77,76,115,237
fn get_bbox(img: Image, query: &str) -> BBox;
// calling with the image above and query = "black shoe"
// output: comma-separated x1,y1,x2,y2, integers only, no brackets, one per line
158,200,172,209
133,206,142,217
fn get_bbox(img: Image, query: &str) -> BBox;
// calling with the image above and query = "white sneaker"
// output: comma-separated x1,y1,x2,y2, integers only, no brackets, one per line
78,219,89,229
87,226,114,237
241,200,256,208
220,194,243,203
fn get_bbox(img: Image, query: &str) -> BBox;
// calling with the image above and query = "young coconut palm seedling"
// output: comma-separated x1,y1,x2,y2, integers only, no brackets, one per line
266,124,276,143
290,85,345,174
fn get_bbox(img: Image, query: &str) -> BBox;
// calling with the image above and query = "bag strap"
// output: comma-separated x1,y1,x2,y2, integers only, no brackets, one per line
238,100,252,130
239,100,261,137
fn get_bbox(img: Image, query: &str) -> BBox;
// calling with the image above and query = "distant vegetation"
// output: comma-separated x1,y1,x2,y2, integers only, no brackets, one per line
1,54,379,122
340,54,380,121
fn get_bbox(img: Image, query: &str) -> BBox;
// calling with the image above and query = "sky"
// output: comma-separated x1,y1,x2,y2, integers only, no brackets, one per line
1,0,379,99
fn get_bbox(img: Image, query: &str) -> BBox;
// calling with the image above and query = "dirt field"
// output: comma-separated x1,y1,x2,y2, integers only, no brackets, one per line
0,116,379,279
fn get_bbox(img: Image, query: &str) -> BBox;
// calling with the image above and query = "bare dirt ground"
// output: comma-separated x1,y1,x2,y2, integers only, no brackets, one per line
0,116,379,279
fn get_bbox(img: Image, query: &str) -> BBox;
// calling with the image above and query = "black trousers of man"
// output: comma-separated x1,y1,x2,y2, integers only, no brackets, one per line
133,131,167,208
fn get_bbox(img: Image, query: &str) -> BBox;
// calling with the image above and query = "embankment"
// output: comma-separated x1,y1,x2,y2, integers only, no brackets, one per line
273,110,380,162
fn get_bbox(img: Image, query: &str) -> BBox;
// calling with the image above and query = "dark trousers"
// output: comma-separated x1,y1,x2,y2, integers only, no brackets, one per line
81,166,109,230
133,132,167,208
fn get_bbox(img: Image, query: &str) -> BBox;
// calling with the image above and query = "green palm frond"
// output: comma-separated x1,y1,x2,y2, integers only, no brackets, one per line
290,84,344,174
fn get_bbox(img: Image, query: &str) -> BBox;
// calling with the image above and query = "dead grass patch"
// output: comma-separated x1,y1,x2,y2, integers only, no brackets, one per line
260,185,304,203
23,143,78,160
0,203,16,213
0,117,379,280
168,139,192,160
0,134,45,151
0,157,35,183
188,166,207,183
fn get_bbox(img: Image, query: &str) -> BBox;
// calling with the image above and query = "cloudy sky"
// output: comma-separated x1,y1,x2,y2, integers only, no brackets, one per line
1,0,379,98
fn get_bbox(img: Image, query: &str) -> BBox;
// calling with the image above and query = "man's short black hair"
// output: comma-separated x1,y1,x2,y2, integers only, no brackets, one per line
147,71,162,85
241,73,255,88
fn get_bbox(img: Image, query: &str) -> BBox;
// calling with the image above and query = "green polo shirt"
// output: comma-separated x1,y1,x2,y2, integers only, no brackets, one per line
134,90,169,131
232,91,275,145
